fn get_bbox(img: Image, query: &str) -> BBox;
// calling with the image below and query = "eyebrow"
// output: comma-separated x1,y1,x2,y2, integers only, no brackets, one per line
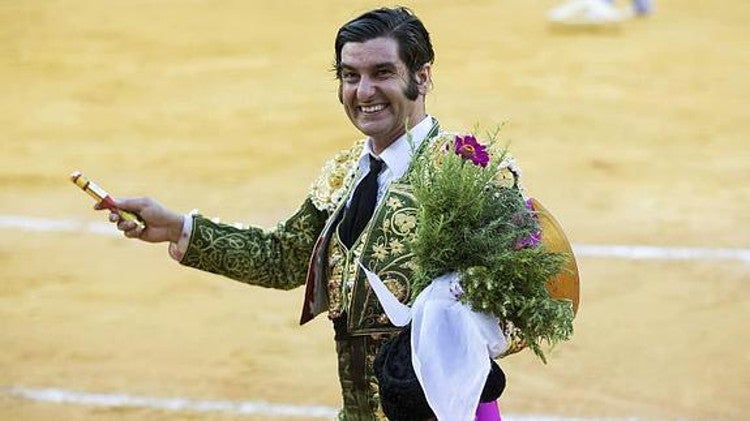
339,62,399,73
374,63,397,72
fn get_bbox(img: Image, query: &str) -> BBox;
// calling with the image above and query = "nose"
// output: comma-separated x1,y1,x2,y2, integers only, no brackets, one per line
356,75,376,102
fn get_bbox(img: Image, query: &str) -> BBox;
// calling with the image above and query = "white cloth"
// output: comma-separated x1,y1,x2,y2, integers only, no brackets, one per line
362,266,507,421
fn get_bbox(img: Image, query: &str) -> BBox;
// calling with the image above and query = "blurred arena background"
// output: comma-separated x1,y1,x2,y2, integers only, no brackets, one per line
1,1,748,420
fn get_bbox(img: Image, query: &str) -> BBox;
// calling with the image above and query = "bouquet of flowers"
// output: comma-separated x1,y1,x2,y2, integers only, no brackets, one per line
408,132,574,362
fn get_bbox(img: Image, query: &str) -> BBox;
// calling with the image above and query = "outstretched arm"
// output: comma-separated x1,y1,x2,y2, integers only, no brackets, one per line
179,199,328,290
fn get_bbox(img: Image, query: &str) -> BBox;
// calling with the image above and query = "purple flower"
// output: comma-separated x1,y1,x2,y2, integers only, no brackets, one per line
453,135,490,167
515,230,541,249
515,199,542,249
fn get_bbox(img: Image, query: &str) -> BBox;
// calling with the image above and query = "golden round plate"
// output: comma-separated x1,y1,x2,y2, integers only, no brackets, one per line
530,198,580,314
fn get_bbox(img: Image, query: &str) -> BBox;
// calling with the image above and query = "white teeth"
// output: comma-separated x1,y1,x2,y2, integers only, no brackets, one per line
360,104,386,113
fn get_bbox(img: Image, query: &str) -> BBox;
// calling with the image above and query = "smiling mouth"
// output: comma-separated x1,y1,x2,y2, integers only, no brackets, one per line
359,104,387,114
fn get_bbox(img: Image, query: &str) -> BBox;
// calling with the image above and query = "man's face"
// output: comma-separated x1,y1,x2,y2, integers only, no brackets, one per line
339,37,429,152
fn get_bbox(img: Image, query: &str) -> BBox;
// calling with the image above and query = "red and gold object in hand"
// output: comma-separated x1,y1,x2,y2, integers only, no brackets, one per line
70,171,144,228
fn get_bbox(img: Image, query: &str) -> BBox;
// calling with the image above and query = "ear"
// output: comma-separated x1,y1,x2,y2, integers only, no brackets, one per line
415,63,432,95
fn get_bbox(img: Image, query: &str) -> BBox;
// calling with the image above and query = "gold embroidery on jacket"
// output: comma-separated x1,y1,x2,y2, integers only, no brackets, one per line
309,141,365,212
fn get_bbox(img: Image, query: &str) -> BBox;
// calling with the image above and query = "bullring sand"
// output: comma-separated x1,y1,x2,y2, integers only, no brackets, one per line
1,1,748,420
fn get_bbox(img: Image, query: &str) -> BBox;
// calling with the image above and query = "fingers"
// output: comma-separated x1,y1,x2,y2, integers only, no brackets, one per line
115,215,137,231
108,210,142,238
117,218,143,238
123,226,144,239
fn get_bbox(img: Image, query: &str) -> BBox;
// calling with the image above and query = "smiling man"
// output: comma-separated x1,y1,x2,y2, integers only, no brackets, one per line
337,33,432,154
102,7,509,420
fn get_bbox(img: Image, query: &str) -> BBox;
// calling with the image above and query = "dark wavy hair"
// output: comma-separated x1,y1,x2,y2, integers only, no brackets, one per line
334,7,434,100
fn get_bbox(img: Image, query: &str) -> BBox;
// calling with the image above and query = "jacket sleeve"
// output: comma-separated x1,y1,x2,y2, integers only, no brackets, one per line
179,198,328,290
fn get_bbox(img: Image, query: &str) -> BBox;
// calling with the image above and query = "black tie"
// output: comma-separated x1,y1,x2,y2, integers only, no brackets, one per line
338,155,384,249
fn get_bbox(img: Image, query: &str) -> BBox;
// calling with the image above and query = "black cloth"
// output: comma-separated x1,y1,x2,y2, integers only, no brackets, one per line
338,155,384,249
332,312,350,341
374,325,435,421
374,325,506,421
481,357,506,402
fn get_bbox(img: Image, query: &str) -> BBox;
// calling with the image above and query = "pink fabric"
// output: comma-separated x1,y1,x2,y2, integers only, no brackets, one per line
475,401,501,421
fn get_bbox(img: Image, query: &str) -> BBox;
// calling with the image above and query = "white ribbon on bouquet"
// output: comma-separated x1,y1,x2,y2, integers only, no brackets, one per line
361,264,507,421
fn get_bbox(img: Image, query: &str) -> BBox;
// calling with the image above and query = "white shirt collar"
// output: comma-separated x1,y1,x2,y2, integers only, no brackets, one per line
359,115,436,179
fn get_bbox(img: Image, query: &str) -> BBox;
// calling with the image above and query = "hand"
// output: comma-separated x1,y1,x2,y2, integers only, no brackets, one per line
95,197,184,243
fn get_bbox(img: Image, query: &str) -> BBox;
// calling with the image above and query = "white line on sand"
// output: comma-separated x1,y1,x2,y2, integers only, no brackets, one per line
6,386,638,421
7,386,337,418
1,214,748,263
572,244,750,263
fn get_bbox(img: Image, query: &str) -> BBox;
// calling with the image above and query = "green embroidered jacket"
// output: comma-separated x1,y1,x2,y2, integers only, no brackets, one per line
180,124,521,336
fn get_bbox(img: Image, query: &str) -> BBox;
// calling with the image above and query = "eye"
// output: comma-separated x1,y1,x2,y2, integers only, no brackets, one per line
376,69,394,79
341,71,359,83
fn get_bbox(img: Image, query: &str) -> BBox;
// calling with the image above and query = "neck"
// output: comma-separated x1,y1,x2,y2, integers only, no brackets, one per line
371,133,403,155
371,112,427,154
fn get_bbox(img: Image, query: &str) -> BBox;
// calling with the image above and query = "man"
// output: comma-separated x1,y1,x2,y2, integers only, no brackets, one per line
103,7,498,420
548,0,652,25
